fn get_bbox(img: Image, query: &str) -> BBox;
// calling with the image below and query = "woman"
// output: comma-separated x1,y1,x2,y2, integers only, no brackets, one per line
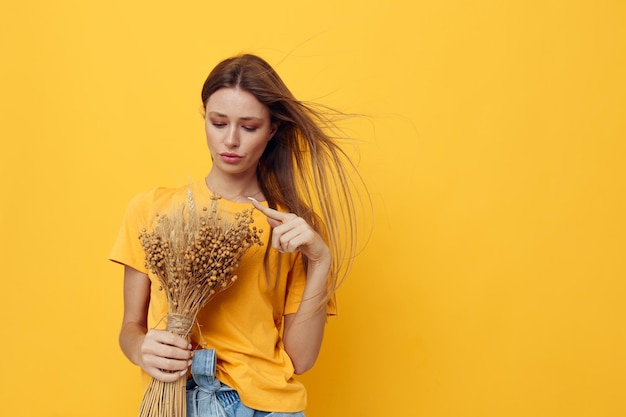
110,54,363,416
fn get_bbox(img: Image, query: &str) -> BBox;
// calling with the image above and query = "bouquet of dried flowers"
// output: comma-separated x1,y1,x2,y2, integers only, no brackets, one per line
137,191,262,417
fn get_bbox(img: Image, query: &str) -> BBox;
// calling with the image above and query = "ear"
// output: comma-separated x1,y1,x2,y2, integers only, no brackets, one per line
268,122,278,140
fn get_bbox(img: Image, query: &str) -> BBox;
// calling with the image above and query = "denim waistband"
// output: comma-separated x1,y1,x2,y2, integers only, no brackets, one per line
186,348,237,417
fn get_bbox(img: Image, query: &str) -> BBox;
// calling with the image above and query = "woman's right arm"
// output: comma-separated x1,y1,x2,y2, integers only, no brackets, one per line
119,265,193,382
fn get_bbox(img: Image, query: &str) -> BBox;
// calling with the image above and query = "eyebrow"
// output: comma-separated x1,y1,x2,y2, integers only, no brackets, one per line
208,111,264,121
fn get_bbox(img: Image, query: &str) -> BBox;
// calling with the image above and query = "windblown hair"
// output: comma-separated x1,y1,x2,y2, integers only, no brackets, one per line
201,54,365,308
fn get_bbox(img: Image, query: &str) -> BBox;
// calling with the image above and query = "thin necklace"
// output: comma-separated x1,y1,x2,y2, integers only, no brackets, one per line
205,176,264,203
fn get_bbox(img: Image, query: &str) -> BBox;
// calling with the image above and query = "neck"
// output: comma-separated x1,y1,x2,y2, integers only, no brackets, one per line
205,171,264,203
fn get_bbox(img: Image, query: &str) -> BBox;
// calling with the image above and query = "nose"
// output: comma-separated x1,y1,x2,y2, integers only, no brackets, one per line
224,126,239,148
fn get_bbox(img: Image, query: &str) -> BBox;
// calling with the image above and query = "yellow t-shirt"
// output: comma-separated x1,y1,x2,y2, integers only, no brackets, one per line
109,179,335,412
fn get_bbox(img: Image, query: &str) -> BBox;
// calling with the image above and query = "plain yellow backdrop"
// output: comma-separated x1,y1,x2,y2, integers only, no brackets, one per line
1,1,625,416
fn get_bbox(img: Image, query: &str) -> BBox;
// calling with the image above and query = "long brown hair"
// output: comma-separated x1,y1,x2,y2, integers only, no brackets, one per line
201,54,365,308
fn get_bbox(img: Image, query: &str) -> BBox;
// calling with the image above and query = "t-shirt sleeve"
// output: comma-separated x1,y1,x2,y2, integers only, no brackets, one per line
283,253,338,316
108,190,154,273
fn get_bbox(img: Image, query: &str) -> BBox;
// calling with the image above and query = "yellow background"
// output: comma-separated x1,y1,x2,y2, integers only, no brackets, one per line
1,1,625,416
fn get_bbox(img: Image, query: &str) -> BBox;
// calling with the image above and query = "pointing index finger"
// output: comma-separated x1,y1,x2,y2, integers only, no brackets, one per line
248,197,288,223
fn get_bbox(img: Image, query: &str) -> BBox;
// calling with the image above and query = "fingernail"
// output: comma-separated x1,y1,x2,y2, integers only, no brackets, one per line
180,368,188,376
188,344,192,350
188,359,193,366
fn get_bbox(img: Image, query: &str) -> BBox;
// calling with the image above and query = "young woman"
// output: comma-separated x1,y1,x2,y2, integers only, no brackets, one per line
110,54,363,416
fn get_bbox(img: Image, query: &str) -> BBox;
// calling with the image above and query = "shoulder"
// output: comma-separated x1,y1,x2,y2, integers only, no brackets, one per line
125,184,191,218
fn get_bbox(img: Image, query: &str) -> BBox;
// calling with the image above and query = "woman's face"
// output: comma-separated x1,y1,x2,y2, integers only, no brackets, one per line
204,87,276,178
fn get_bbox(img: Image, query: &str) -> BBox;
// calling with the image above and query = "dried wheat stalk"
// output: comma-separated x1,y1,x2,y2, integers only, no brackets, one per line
137,191,262,417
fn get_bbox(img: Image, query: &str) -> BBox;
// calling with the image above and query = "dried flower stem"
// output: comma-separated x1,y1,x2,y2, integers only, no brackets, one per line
137,193,262,417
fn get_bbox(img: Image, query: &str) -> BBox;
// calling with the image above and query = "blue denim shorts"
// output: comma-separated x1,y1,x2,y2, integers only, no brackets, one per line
186,349,305,417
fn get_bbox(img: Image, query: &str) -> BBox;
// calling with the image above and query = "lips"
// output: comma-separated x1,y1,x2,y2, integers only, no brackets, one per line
219,152,243,163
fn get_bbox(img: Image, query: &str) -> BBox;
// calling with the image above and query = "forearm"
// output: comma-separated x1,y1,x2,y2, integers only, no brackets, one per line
119,265,152,367
248,199,334,374
119,320,148,367
283,257,331,374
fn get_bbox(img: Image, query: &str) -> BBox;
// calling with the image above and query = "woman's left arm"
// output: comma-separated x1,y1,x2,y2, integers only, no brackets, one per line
249,198,332,374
